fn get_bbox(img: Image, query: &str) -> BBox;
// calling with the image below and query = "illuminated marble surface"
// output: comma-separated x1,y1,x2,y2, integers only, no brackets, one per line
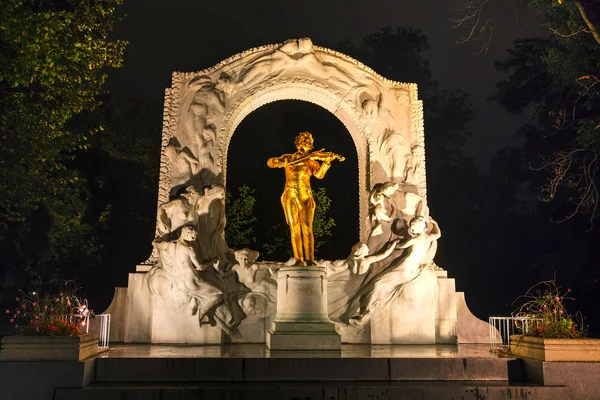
98,343,504,359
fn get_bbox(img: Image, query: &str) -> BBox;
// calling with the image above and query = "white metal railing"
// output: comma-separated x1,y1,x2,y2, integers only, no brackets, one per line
489,316,542,352
86,314,111,349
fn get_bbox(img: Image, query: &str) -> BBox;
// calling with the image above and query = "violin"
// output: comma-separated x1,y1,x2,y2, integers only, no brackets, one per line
284,148,345,166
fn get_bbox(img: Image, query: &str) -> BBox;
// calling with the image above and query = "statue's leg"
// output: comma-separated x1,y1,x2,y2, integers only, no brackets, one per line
281,190,303,262
300,193,316,265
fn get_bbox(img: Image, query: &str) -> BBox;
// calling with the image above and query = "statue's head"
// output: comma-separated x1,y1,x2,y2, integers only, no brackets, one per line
350,242,370,259
294,131,314,153
203,184,226,201
181,225,198,241
234,248,260,268
238,293,267,315
182,186,201,203
381,182,399,197
408,215,427,236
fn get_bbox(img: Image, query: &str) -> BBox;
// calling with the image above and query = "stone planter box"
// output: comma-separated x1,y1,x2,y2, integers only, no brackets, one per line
510,334,600,362
0,333,99,361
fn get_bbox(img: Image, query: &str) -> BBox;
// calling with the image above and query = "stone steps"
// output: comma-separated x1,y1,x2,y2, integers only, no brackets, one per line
56,381,569,400
93,356,517,382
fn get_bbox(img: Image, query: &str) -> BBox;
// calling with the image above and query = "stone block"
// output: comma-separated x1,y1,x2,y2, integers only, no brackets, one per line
124,272,152,343
0,359,94,400
456,292,492,344
1,333,99,361
511,335,600,362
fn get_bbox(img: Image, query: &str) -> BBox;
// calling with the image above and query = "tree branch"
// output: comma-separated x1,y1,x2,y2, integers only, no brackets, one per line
572,0,600,45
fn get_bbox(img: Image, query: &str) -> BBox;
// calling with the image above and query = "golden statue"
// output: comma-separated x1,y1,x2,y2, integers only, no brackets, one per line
267,132,344,266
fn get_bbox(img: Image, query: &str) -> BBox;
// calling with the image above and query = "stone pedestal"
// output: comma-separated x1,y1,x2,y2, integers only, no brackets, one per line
266,266,341,350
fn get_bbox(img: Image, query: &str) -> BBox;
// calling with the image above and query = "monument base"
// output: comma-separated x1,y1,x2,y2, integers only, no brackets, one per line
266,321,341,350
266,266,341,350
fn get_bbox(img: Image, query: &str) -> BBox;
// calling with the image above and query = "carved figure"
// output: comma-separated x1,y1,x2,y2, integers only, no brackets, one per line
165,138,199,187
267,132,344,266
238,292,269,316
149,226,226,327
326,239,400,276
192,184,230,263
231,248,260,288
402,145,421,183
156,186,201,238
369,182,399,237
359,90,412,182
342,216,441,327
238,38,354,88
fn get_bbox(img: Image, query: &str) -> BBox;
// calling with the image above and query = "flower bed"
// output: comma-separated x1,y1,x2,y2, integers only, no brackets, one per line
509,278,594,361
1,281,99,361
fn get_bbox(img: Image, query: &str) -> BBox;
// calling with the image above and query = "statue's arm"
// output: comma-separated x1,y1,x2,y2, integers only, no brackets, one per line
152,238,169,249
428,219,441,240
397,236,418,250
313,160,332,179
180,151,198,166
188,249,206,271
365,239,400,263
267,154,291,168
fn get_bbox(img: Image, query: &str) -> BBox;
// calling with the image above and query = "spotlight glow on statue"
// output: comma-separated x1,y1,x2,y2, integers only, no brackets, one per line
267,132,344,266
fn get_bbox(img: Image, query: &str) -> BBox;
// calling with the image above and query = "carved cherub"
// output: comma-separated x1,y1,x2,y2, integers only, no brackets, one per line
231,248,260,289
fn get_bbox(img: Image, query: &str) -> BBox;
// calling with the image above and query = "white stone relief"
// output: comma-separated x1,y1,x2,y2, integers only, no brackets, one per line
106,39,490,345
145,38,432,341
341,215,441,327
147,226,233,335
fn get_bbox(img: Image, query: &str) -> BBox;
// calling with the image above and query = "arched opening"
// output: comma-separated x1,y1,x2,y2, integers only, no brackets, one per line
226,100,359,260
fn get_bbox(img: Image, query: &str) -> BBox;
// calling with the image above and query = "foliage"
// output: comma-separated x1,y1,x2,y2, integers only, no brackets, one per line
0,0,126,288
513,278,587,339
456,0,600,224
453,0,600,53
5,281,91,336
225,185,258,250
262,187,336,260
312,187,336,252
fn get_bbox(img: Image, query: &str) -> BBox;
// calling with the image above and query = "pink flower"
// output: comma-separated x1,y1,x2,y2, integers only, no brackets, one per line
15,297,20,301
10,319,14,323
32,302,37,306
5,309,10,314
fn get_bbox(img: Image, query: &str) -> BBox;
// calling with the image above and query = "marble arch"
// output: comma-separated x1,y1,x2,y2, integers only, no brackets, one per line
109,38,492,346
155,37,426,248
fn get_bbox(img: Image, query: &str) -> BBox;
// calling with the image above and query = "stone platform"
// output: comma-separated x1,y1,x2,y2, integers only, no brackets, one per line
19,343,574,400
6,343,600,400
